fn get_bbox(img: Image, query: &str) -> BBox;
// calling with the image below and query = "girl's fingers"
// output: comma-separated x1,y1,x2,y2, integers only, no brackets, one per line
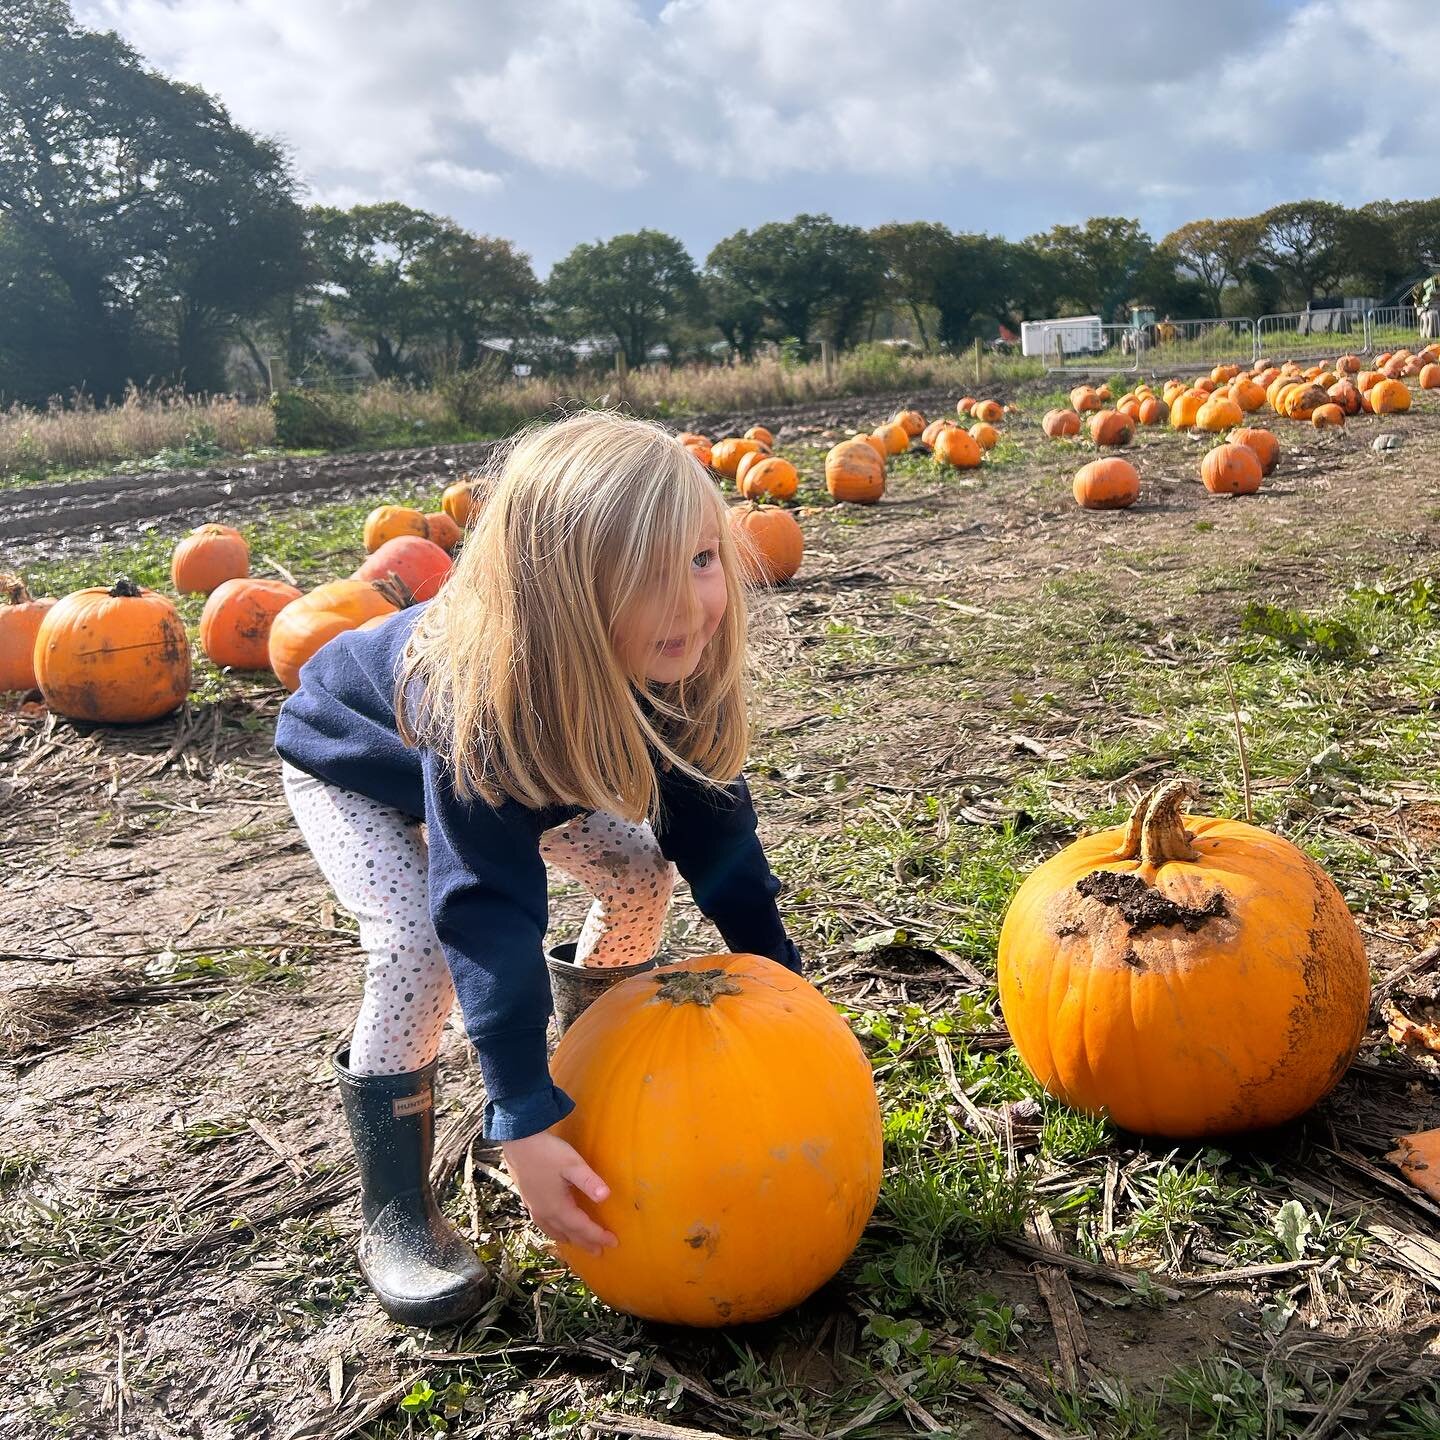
560,1160,610,1205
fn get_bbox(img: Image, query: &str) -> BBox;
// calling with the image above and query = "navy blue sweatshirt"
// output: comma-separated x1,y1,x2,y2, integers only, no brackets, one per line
274,605,800,1141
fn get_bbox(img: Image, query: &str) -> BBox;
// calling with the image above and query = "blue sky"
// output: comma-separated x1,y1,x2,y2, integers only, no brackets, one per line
80,0,1440,274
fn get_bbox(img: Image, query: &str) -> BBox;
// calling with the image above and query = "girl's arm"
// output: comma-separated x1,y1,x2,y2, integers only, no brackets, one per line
422,749,575,1141
653,766,803,972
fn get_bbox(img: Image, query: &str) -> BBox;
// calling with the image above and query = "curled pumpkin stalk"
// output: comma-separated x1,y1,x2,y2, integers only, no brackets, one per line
1111,778,1200,866
109,575,143,599
368,572,415,610
0,574,32,606
654,968,743,1007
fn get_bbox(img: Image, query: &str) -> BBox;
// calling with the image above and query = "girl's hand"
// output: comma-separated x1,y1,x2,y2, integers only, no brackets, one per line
500,1131,618,1256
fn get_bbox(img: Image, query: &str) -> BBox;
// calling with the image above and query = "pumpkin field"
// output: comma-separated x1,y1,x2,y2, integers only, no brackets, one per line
8,358,1440,1439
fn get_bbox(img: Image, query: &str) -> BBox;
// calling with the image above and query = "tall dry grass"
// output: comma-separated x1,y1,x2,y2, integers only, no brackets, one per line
1,350,1046,481
0,385,277,479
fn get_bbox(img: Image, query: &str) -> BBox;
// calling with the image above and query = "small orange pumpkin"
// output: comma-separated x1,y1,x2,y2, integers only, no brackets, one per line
711,437,765,478
1311,403,1345,430
919,418,957,450
824,440,886,504
971,399,1003,425
956,396,977,415
440,480,482,527
171,523,249,595
873,422,910,456
933,427,983,469
268,578,402,692
1088,409,1135,447
891,410,926,438
1200,443,1263,495
1169,391,1205,429
728,503,803,584
744,425,775,448
1231,428,1280,476
1137,395,1169,426
1326,379,1361,416
737,456,799,501
968,422,1000,451
364,505,428,553
850,433,888,462
1420,364,1440,391
354,536,453,603
1043,409,1081,438
0,576,56,692
424,512,463,552
198,576,303,671
1072,458,1140,510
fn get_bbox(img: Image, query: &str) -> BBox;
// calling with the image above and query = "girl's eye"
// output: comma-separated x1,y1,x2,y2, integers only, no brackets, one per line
693,548,717,569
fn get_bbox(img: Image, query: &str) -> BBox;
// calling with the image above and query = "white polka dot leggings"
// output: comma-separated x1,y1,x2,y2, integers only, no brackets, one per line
281,761,675,1076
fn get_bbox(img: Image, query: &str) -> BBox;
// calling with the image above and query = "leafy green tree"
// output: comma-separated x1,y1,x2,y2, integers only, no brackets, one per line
307,203,453,379
0,0,307,397
871,222,951,351
411,231,540,370
547,230,699,368
1024,217,1154,320
1258,200,1355,305
699,270,766,359
706,215,884,350
1160,217,1263,315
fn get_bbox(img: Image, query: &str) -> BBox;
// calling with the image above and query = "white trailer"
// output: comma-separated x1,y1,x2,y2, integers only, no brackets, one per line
1020,315,1104,359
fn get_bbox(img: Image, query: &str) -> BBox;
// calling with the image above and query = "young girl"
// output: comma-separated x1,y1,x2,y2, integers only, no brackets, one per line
275,410,802,1327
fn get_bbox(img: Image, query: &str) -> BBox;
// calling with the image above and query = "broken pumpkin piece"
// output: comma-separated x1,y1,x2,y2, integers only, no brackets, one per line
1387,1130,1440,1204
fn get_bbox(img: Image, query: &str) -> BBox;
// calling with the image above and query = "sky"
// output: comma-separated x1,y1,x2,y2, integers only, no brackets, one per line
79,0,1440,276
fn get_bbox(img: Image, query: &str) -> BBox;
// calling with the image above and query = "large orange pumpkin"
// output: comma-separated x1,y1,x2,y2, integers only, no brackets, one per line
1370,379,1412,414
824,440,886,504
33,578,191,724
268,578,401,692
1072,458,1139,510
1231,428,1280,476
1419,364,1440,391
1169,391,1205,429
363,505,428,553
550,954,883,1326
728,503,803,584
0,576,56,692
353,536,453,603
997,780,1369,1137
933,427,983,469
198,577,303,671
1200,443,1263,495
171,523,250,595
1043,409,1081,438
737,456,799,501
1195,395,1243,432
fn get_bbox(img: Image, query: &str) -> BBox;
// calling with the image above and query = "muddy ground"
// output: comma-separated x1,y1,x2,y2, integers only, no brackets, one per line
4,389,1440,1437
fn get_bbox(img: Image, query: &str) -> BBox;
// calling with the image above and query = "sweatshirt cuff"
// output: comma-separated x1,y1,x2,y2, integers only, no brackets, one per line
482,1082,576,1142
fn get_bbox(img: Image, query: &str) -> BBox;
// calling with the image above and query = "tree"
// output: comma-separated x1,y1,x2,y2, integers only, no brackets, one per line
700,270,766,359
871,222,951,351
1160,218,1263,315
547,230,699,368
930,234,1025,349
307,203,454,379
0,0,307,397
706,215,884,350
1258,201,1355,306
411,231,540,370
1024,217,1154,319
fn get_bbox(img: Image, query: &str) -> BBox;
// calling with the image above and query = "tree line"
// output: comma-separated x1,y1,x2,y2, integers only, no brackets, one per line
5,0,1440,407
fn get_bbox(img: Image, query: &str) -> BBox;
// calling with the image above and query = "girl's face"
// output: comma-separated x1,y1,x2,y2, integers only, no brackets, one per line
616,527,728,683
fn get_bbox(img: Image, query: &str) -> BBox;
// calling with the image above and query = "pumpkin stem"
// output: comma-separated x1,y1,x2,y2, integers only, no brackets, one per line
653,968,743,1007
0,573,31,606
109,576,143,599
1113,779,1199,865
370,572,415,610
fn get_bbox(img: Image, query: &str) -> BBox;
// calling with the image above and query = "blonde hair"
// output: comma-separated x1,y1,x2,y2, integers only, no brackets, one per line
398,409,751,823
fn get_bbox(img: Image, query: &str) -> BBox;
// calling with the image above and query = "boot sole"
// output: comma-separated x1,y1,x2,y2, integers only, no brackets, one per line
360,1259,492,1328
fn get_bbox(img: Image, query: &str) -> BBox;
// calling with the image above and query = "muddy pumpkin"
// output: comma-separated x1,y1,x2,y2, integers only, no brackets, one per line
1042,409,1081,438
1072,458,1139,510
199,577,303,671
824,439,885,504
549,954,883,1326
737,456,799,502
34,577,191,724
997,779,1369,1138
171,523,250,595
1231,428,1280,476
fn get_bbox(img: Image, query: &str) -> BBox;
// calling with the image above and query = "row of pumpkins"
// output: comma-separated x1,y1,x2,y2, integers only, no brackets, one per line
0,440,823,721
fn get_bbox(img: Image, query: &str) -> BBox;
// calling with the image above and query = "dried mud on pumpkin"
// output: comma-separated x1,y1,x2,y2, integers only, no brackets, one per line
4,393,1440,1435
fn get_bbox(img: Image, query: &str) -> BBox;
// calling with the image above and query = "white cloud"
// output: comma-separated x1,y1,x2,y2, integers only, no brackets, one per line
75,0,1440,258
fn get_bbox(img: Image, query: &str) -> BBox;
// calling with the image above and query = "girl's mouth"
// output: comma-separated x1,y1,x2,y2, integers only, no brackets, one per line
658,637,689,656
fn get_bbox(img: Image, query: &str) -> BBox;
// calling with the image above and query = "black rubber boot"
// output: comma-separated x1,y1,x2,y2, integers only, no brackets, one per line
546,941,660,1036
332,1048,490,1327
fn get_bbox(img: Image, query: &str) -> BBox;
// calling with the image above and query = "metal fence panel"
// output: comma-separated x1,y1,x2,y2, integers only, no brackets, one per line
1040,323,1140,373
1367,305,1437,355
1255,310,1366,363
1147,317,1255,371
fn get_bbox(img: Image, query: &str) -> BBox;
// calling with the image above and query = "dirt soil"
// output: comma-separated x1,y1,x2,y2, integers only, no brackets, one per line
4,396,1440,1437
